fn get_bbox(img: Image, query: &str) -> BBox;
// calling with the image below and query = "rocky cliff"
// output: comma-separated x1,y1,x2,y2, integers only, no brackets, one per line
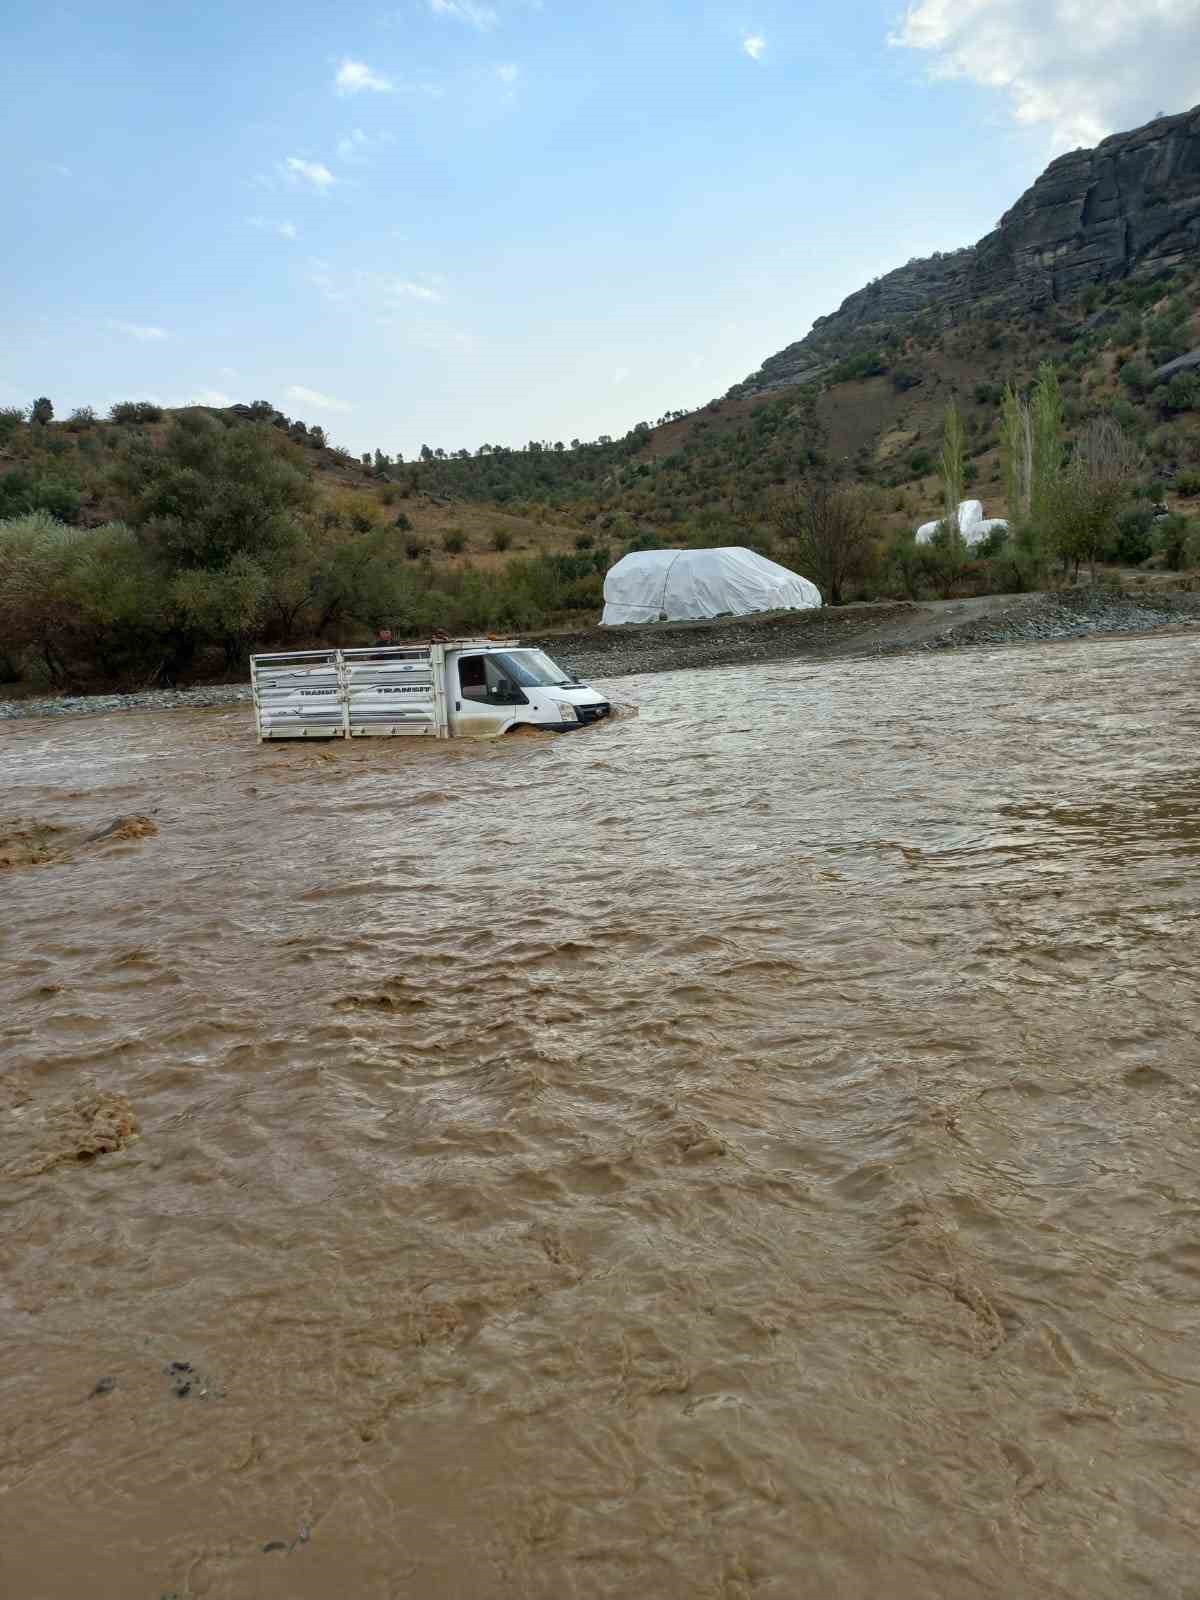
743,104,1200,395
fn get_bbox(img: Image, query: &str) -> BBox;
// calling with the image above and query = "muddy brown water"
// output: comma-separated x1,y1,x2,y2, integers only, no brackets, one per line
3,635,1200,1600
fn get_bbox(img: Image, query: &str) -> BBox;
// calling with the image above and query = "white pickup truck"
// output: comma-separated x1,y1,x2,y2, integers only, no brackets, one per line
249,638,612,741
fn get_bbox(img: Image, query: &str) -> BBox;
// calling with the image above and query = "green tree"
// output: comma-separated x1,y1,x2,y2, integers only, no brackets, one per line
31,397,53,426
1047,417,1139,579
1030,361,1064,527
1000,382,1032,523
940,401,965,536
0,406,26,442
115,412,313,571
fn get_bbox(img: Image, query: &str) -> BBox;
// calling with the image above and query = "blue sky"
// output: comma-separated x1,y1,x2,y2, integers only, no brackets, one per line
4,1,1197,456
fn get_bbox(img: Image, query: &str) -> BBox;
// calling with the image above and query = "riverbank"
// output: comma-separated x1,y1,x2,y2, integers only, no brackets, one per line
3,587,1199,722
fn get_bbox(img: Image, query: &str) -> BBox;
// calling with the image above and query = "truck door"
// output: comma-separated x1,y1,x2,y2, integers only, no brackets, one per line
449,653,528,737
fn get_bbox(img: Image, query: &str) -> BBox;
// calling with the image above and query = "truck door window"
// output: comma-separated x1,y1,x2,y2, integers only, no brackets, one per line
459,656,488,702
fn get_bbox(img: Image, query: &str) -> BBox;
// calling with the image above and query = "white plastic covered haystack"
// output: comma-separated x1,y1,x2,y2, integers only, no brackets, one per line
916,499,1008,547
601,546,822,626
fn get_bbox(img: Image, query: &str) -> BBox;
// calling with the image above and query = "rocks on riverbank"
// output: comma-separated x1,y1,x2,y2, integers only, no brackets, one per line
2,589,1198,723
0,684,251,722
876,589,1200,656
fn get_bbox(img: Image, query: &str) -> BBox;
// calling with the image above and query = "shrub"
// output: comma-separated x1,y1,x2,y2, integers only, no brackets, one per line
573,532,594,551
1113,503,1155,564
1175,469,1200,497
1118,360,1153,395
491,528,513,551
31,397,53,426
109,401,163,424
831,350,886,383
1163,373,1200,415
443,531,467,554
393,511,413,531
1152,513,1197,570
66,406,96,431
0,470,80,523
908,449,934,477
0,405,26,442
403,537,429,560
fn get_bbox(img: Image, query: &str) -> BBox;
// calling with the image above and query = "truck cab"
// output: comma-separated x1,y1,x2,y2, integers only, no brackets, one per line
447,645,610,736
250,639,612,741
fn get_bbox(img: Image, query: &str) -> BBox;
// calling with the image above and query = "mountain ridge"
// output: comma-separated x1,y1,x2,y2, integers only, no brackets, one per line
739,104,1200,398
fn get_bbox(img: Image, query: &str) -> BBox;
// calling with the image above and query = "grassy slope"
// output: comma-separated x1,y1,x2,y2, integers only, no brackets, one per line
407,272,1200,541
3,271,1198,615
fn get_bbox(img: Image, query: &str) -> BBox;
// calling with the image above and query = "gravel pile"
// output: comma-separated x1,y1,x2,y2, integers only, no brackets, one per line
882,589,1200,655
525,605,914,681
0,684,251,722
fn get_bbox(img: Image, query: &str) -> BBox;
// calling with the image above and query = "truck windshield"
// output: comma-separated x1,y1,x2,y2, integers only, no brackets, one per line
493,650,575,687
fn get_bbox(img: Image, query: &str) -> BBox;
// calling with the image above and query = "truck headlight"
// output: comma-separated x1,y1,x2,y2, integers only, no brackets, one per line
555,702,579,722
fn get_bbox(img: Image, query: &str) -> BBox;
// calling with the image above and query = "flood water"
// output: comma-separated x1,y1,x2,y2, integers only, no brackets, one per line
3,634,1200,1600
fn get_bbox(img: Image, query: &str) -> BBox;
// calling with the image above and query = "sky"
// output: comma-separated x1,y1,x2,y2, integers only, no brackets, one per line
3,0,1199,457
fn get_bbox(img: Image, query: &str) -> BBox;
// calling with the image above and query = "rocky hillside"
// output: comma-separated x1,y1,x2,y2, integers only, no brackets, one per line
742,104,1200,396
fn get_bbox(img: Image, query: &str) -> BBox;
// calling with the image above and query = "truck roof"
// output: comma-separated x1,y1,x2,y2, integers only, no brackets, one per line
250,638,520,663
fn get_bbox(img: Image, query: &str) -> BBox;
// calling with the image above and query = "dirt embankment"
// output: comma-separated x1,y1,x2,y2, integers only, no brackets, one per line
527,587,1200,681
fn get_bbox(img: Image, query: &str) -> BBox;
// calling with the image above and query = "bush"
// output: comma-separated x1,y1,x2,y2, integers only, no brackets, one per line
1118,360,1153,395
1153,513,1197,570
1163,373,1200,415
66,406,96,431
109,401,163,424
831,350,886,383
573,532,594,551
908,449,933,477
0,470,80,523
31,397,53,426
491,528,513,551
0,405,26,442
1113,503,1155,564
443,531,467,554
403,537,429,560
1176,469,1200,497
393,511,413,531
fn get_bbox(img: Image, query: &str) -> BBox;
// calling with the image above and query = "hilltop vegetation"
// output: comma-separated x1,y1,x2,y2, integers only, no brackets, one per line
2,262,1199,694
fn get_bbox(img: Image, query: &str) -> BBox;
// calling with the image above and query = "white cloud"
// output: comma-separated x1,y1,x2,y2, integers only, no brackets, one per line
219,367,239,379
249,216,299,239
430,0,498,30
192,389,233,407
383,277,445,303
283,157,337,191
335,58,394,95
308,261,445,307
110,320,168,342
336,127,395,162
496,62,519,84
287,384,353,413
613,366,630,384
742,34,766,61
891,0,1200,150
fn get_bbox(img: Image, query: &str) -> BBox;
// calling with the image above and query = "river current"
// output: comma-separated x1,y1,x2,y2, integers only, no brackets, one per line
3,634,1200,1599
